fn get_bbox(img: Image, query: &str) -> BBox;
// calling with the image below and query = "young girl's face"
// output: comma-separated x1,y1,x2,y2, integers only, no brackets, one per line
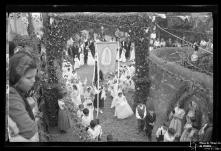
17,69,37,93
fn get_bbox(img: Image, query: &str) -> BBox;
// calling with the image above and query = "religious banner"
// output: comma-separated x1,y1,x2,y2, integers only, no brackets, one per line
95,42,118,74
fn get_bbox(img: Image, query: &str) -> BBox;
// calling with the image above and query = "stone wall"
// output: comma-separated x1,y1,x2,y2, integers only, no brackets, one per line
148,50,213,121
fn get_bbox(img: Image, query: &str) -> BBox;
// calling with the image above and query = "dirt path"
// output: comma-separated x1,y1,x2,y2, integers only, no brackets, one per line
49,63,175,142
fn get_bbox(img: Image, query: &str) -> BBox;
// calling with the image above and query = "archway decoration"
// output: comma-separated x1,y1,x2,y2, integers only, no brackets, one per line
42,12,156,106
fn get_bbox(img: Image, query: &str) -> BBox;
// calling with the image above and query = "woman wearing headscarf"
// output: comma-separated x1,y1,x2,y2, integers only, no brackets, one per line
8,51,39,142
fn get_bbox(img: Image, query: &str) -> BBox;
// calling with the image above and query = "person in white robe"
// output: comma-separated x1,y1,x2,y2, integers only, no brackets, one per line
111,90,133,119
71,84,82,106
154,38,160,48
94,119,102,141
110,80,118,99
87,50,95,65
79,53,84,66
77,104,84,119
130,43,135,61
129,78,135,90
87,120,102,141
163,128,176,142
120,49,126,62
74,55,80,70
81,108,91,128
84,86,94,100
83,98,94,121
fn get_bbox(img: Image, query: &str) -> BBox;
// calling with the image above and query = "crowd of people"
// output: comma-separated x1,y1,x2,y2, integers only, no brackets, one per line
155,100,213,142
152,37,213,51
65,34,135,70
7,30,213,142
59,53,138,141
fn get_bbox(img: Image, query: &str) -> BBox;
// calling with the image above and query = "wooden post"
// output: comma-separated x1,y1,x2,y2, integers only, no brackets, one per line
94,42,100,118
117,41,120,90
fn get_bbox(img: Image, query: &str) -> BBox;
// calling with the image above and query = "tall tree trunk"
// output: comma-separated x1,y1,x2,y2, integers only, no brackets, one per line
130,16,151,110
42,13,58,85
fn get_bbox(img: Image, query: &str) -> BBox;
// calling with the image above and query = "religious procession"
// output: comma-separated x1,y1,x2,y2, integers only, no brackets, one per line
6,11,214,143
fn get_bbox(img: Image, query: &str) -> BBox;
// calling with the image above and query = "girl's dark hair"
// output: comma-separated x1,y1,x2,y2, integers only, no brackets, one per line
90,120,96,128
9,51,37,86
83,108,89,115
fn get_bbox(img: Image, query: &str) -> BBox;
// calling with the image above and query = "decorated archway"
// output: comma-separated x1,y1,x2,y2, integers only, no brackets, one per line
42,12,156,106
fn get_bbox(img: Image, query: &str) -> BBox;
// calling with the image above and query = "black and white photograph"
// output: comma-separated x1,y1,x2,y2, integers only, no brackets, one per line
5,7,217,146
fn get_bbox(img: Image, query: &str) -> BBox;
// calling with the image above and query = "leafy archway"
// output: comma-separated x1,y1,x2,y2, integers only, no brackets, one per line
42,13,156,107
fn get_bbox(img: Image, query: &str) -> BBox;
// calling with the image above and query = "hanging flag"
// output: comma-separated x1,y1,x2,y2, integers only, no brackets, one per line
95,42,118,75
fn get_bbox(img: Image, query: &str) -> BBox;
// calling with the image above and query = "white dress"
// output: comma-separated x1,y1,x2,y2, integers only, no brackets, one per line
74,57,80,70
191,51,198,62
130,47,135,61
110,83,118,99
83,98,94,121
120,49,126,62
71,89,81,106
80,53,84,66
164,131,175,142
111,95,134,119
87,51,95,65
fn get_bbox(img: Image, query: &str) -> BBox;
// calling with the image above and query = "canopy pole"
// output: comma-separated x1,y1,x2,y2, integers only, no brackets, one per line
95,43,100,118
117,41,120,90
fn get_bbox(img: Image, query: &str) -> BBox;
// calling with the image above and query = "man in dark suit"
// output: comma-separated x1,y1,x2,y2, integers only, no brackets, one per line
89,40,95,58
71,44,80,60
125,41,131,60
119,41,125,57
84,40,89,64
67,46,73,59
145,109,156,142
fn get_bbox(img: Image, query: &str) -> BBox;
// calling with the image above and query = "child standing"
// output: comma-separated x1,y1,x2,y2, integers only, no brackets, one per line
94,119,102,141
81,108,91,128
77,104,84,119
145,109,156,141
135,103,147,134
156,123,167,142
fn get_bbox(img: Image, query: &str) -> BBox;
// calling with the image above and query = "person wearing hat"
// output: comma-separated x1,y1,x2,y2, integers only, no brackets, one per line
111,89,133,119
